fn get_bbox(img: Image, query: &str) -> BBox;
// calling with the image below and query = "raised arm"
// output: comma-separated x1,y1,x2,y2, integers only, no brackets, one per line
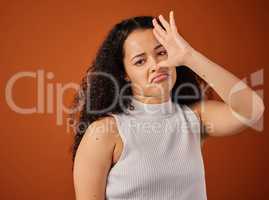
183,49,264,137
152,11,265,138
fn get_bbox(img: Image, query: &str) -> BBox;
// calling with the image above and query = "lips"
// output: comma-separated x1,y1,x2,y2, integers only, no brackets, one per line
151,72,169,83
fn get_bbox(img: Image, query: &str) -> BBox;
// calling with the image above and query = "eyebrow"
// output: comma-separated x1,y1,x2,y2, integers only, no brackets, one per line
130,44,164,61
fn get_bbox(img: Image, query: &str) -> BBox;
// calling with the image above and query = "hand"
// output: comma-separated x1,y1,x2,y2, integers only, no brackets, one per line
152,11,193,67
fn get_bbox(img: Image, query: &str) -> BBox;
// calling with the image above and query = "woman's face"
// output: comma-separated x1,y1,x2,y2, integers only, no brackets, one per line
123,28,177,99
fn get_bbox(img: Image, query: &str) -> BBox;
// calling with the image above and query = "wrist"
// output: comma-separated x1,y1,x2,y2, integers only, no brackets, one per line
182,47,197,66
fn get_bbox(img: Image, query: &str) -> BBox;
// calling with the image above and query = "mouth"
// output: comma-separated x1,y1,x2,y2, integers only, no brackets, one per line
151,73,169,83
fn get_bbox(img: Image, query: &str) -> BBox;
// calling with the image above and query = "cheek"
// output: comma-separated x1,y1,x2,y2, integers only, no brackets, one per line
167,68,177,91
126,67,148,83
170,68,177,83
134,71,149,86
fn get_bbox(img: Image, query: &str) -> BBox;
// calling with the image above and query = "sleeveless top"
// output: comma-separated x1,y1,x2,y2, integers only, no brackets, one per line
105,96,207,200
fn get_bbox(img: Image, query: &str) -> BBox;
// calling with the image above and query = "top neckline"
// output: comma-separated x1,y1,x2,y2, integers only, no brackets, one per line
127,96,177,120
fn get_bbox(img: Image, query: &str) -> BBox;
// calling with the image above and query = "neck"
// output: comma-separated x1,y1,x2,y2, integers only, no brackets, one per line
132,94,171,104
127,95,176,119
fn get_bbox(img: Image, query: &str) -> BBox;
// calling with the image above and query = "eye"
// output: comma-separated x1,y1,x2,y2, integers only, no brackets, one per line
134,59,145,66
158,50,167,56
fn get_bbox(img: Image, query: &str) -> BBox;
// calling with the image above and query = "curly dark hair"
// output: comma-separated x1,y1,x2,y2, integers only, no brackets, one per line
69,15,204,165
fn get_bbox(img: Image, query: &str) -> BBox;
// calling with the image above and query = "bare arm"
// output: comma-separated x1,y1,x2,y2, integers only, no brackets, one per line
73,117,117,200
152,11,265,138
185,49,264,137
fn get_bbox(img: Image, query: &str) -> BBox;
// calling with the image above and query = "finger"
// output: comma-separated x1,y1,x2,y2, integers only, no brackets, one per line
169,11,178,33
152,18,166,37
152,28,165,45
159,15,171,32
152,18,167,38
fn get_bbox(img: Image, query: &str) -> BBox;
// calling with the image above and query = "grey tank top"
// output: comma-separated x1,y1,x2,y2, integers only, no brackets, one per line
106,97,207,200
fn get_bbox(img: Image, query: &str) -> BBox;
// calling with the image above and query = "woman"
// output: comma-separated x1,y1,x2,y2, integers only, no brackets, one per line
71,11,264,200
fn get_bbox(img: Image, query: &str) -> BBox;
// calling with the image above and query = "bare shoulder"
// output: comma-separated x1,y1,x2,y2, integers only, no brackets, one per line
185,102,201,120
188,101,211,145
83,116,119,146
188,99,224,123
74,115,120,169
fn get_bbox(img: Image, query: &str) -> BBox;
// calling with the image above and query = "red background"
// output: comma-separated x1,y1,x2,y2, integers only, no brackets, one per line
1,0,268,199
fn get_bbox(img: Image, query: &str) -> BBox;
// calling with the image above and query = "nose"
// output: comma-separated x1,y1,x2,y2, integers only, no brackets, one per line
149,57,161,73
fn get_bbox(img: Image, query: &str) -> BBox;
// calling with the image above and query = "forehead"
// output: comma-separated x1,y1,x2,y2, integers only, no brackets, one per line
123,29,160,57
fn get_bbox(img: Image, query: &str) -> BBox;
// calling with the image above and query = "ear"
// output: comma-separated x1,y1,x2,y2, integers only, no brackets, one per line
124,74,131,82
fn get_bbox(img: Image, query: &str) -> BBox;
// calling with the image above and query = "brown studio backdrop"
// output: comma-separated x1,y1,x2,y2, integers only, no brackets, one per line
0,0,268,199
